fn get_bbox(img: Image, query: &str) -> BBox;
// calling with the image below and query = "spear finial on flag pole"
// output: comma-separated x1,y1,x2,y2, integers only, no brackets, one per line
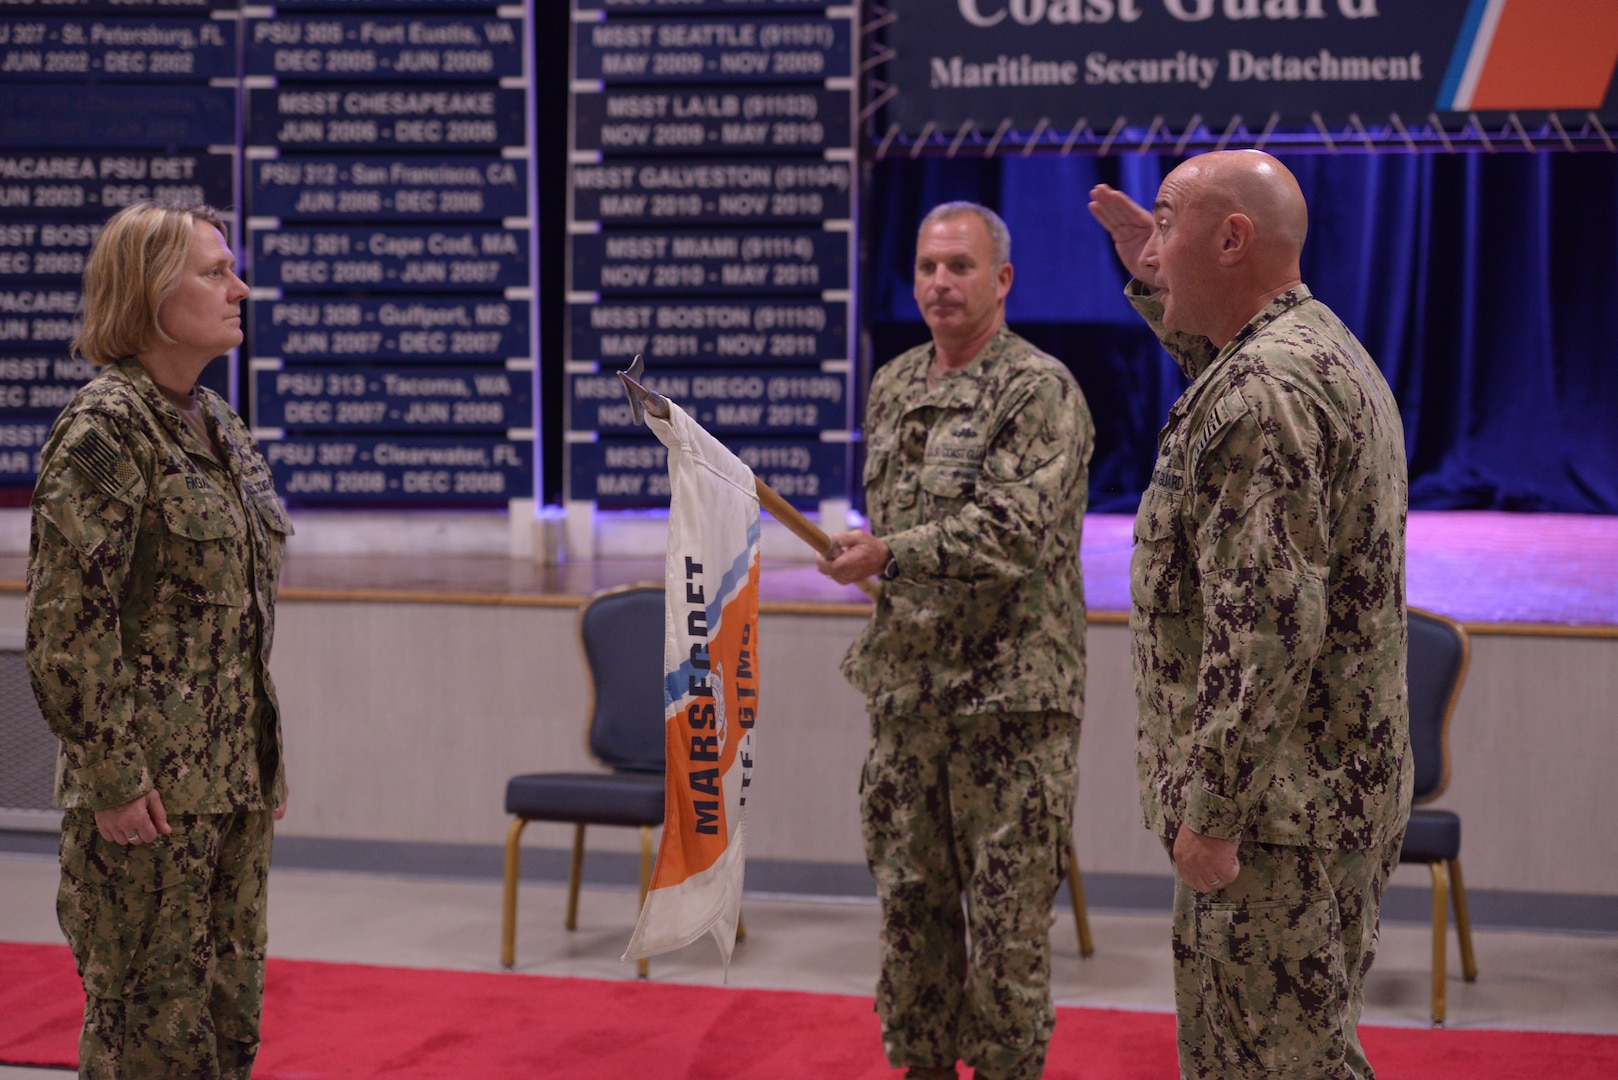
617,353,669,423
617,356,880,601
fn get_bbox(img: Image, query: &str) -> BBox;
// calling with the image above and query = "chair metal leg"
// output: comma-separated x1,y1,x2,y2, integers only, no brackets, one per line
501,817,528,969
1067,843,1095,959
636,825,653,979
1449,857,1478,982
565,823,586,932
1428,861,1449,1027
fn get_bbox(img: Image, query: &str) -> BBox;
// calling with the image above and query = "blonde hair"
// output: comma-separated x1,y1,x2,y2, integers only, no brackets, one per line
71,201,229,366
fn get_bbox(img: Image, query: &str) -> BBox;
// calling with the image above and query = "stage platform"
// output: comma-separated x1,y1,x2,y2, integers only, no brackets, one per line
1,510,1614,931
8,509,1607,631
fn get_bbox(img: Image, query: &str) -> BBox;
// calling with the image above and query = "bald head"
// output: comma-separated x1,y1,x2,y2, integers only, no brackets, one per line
1143,150,1308,346
1165,150,1308,266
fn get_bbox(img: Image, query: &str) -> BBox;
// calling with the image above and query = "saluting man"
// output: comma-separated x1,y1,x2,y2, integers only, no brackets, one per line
1090,152,1411,1079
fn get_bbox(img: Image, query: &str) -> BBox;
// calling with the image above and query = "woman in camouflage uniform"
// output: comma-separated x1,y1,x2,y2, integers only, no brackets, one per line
26,202,291,1079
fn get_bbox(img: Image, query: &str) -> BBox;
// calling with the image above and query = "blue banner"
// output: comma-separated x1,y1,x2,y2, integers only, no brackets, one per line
0,354,95,416
265,434,533,505
249,156,526,220
0,151,231,218
0,0,233,13
0,85,235,148
0,417,50,483
574,86,849,156
0,287,79,348
876,0,1618,137
575,17,850,83
0,17,235,81
0,220,101,281
572,158,850,225
245,15,522,81
247,86,525,150
569,298,847,365
572,436,843,506
274,0,508,8
571,367,844,434
250,297,529,363
255,365,532,433
572,229,848,295
577,0,835,10
253,226,528,292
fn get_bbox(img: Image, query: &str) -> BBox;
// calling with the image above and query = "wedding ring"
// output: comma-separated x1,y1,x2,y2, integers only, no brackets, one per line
1208,876,1222,887
126,836,139,843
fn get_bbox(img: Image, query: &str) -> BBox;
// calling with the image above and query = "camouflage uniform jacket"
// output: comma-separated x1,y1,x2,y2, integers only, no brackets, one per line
843,325,1093,721
1129,283,1411,850
26,359,291,813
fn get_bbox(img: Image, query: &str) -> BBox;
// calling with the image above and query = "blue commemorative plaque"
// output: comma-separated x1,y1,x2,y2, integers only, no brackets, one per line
265,434,533,505
249,156,526,221
247,85,525,150
0,220,101,281
0,151,231,218
251,297,529,363
245,15,522,81
0,354,96,416
572,437,843,506
0,417,50,484
0,0,233,15
572,158,850,225
0,18,236,82
577,0,834,10
0,85,235,148
575,18,850,84
255,365,532,433
572,229,847,295
274,0,510,8
254,226,528,293
574,87,849,156
0,287,79,349
571,367,843,435
569,297,846,365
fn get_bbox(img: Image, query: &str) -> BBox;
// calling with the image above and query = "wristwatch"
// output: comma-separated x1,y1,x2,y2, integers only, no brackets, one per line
882,556,901,581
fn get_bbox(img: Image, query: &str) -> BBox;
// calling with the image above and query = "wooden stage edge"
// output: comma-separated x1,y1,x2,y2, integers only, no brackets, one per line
0,563,1614,639
3,508,1615,636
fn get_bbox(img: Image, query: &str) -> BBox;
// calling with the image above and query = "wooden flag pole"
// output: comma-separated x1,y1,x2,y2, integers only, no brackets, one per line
752,475,882,602
618,362,880,602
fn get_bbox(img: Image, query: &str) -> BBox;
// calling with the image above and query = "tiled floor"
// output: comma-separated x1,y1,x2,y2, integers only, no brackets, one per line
3,852,1616,1078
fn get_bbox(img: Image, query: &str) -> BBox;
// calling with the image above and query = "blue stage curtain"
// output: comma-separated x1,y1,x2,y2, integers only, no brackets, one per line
867,152,1618,515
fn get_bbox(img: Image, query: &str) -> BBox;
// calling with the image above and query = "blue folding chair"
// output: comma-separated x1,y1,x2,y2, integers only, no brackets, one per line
1399,607,1477,1026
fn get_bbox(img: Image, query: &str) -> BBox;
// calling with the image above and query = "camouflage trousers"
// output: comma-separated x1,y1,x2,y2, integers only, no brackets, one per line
57,808,274,1080
861,709,1080,1080
1171,834,1402,1079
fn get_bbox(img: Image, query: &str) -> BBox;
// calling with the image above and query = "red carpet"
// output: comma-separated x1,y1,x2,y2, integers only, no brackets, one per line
4,942,1618,1078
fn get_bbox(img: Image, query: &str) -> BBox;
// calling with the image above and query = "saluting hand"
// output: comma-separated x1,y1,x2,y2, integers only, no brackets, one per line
1088,184,1159,289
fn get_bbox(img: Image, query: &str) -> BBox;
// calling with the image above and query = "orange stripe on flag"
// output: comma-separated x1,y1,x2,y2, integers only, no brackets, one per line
1471,0,1618,110
651,558,761,888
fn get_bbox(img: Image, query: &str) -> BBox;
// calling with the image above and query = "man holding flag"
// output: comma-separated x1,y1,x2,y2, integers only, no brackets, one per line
818,202,1093,1080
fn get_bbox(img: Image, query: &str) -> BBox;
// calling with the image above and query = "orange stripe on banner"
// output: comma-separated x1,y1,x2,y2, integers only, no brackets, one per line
1471,0,1618,110
653,557,761,888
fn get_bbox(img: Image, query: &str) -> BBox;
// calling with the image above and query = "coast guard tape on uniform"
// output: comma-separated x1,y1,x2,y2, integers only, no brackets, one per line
624,400,760,969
